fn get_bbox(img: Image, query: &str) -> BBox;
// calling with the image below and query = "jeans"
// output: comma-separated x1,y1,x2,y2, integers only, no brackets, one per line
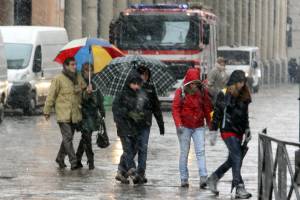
136,127,151,175
76,131,94,162
177,127,207,181
118,136,136,174
56,123,77,166
214,136,244,187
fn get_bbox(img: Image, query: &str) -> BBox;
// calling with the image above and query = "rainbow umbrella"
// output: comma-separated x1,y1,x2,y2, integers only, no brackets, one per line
54,37,124,73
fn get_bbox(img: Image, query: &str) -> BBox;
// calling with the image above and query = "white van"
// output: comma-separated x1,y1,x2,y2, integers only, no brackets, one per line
217,46,262,93
0,30,8,122
0,26,68,115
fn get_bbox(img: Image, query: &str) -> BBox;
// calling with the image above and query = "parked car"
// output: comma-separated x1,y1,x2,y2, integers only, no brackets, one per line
217,46,262,93
0,26,68,115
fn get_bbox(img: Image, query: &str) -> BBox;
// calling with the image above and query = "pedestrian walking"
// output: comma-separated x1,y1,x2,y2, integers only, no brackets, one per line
172,68,212,188
43,57,87,170
207,70,252,199
207,57,229,105
129,64,165,184
112,70,146,184
75,63,105,170
288,58,298,83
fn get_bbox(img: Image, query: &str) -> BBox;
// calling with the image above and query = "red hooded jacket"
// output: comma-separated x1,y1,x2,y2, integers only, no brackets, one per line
172,68,212,129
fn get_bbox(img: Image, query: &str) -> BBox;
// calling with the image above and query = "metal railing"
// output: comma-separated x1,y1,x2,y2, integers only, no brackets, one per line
258,129,300,200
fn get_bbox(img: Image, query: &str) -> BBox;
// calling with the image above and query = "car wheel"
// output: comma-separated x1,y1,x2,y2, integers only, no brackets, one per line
23,94,36,116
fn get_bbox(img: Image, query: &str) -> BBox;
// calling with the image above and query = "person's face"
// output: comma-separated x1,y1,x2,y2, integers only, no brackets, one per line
236,81,245,90
129,83,141,91
141,71,149,82
220,61,226,67
82,64,91,79
67,61,76,73
189,82,198,90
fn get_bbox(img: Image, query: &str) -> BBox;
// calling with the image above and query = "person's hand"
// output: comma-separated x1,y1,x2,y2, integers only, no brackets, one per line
128,111,144,122
86,84,93,94
159,124,165,136
177,126,184,134
44,114,50,121
244,129,252,143
209,130,218,146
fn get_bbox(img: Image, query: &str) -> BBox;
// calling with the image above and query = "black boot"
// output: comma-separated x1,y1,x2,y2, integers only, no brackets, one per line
235,184,252,199
115,171,130,184
77,160,83,168
207,173,219,195
55,158,66,169
87,160,95,170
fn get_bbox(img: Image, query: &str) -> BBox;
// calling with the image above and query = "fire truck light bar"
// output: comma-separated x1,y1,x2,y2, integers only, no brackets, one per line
130,4,189,10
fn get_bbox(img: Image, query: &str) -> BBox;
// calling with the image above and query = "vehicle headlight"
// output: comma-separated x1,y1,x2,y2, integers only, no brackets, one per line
245,72,249,77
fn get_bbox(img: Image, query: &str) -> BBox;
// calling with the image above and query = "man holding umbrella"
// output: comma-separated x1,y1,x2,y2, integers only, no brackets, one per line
44,57,87,170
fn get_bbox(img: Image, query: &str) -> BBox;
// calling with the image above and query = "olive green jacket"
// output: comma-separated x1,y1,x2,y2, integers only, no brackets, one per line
43,73,87,123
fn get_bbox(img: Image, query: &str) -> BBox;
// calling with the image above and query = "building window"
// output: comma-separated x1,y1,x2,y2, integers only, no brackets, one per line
14,0,32,25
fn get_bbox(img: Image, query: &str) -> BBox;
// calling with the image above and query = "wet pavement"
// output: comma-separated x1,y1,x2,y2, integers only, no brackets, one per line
0,84,298,199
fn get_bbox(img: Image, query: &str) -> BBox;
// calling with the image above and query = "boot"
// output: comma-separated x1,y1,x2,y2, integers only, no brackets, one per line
115,171,129,184
207,173,219,195
200,176,207,189
181,179,189,187
140,174,148,184
77,160,83,168
87,160,94,170
55,158,66,169
235,184,252,199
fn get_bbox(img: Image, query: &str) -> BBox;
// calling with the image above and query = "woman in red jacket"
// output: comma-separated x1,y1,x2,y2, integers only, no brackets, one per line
172,68,212,188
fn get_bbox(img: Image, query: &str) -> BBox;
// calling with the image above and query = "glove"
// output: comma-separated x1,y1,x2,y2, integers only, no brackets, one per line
159,124,165,136
128,111,144,123
244,129,252,143
209,130,218,146
177,126,184,134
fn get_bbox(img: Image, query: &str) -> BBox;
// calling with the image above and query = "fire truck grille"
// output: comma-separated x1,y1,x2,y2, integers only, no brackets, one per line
164,62,193,80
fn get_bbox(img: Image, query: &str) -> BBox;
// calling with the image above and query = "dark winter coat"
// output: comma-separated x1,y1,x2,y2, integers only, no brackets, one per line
211,91,250,135
81,78,105,133
172,68,212,129
112,72,147,137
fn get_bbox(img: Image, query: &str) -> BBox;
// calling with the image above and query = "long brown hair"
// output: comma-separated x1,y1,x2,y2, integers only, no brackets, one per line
228,83,252,103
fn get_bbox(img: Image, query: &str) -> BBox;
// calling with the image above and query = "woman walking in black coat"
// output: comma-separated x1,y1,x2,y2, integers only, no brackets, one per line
207,70,252,199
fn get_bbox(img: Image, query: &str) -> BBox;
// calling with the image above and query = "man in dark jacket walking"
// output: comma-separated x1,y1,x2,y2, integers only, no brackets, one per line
112,70,145,184
76,63,105,170
134,65,165,183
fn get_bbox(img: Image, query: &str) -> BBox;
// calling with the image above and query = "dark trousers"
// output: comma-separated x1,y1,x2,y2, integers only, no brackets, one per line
135,128,150,175
76,131,94,162
56,123,77,166
118,136,137,174
214,136,244,187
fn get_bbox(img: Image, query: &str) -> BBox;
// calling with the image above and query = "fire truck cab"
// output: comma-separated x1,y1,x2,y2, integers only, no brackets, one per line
110,3,217,102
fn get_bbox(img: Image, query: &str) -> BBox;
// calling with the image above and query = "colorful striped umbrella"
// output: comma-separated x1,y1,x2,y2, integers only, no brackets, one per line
54,37,124,73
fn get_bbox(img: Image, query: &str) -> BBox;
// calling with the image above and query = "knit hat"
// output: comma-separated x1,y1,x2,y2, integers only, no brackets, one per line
226,70,246,86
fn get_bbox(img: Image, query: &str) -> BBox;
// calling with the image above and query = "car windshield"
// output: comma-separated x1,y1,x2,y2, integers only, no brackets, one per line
118,14,199,50
217,50,250,65
4,43,32,69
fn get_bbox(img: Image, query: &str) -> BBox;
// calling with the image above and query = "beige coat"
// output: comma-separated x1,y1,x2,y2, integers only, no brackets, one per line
43,73,87,123
207,63,229,103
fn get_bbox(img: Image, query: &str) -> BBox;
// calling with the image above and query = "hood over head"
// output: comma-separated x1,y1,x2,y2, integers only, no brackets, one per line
183,68,201,86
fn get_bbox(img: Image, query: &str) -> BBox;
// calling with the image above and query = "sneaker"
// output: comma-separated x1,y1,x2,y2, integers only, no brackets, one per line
115,171,129,184
139,174,148,184
200,176,207,189
181,179,189,187
235,184,252,199
55,158,66,169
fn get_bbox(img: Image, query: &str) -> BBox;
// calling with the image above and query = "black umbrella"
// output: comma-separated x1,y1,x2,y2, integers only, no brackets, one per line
93,55,176,96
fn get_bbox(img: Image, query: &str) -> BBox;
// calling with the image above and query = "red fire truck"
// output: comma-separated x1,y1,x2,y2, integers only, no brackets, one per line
109,3,217,101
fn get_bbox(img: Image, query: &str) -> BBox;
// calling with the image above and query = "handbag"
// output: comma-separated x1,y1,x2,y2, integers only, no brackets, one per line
96,118,110,148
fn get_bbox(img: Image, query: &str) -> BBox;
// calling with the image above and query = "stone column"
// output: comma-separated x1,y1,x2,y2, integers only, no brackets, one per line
255,0,262,48
114,0,128,20
234,0,242,45
268,0,275,85
141,0,153,3
241,0,249,46
280,0,288,83
261,0,269,85
218,1,227,46
226,0,235,46
82,0,98,37
273,0,282,84
65,0,82,40
99,0,114,40
248,0,256,46
0,0,14,25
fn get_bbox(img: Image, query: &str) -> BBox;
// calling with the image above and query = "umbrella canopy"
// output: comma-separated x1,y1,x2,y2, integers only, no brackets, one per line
93,55,176,96
54,37,124,73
